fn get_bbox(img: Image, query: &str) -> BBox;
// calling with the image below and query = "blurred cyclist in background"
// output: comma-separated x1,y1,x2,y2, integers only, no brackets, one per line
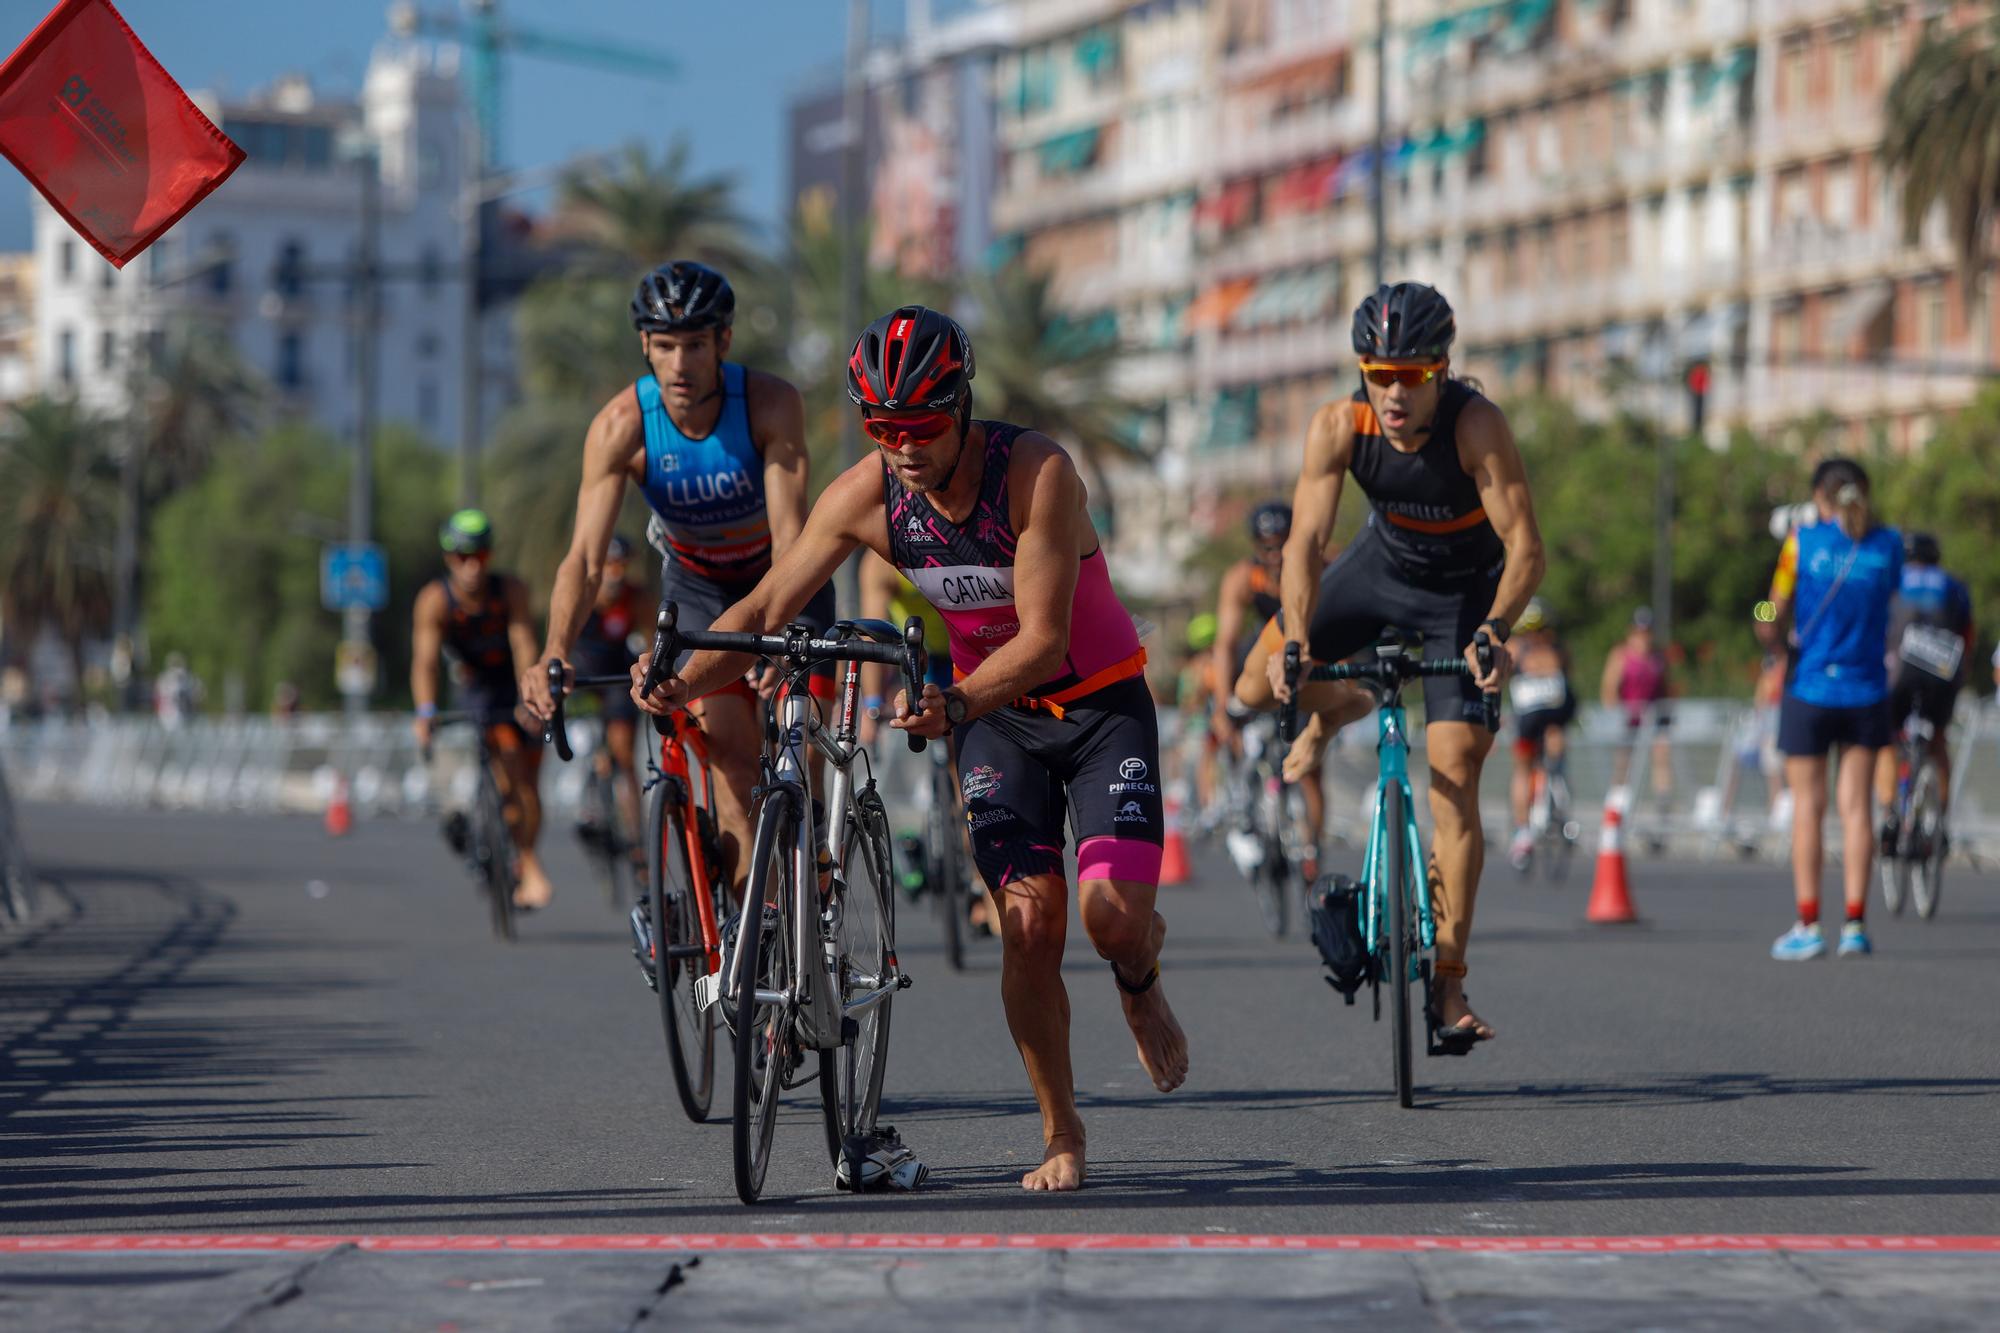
412,509,554,909
571,533,647,863
1875,531,1974,855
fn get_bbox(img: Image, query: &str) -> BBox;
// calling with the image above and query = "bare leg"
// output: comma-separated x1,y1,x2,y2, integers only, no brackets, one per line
1079,877,1187,1096
691,691,759,900
1834,746,1874,915
1426,721,1495,1038
1280,685,1371,784
1786,755,1828,920
992,872,1087,1192
493,740,552,908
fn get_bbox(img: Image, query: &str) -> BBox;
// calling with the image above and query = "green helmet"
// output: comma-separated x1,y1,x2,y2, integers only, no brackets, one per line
1186,612,1219,652
439,508,494,555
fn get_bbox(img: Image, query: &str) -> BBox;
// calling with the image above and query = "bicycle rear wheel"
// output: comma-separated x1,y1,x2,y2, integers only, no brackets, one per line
1911,769,1945,920
1383,782,1414,1109
821,790,897,1175
732,799,796,1204
649,778,717,1122
1253,779,1289,938
475,767,517,942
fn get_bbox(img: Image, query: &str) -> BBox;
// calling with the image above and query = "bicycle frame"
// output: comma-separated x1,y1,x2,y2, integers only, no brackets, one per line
649,708,725,976
1355,696,1437,958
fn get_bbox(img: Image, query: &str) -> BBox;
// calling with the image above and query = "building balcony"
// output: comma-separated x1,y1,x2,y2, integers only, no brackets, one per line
1206,210,1372,280
994,154,1203,232
1751,221,1952,295
998,83,1125,149
1758,99,1883,164
1210,101,1369,179
1008,0,1129,45
1732,360,1985,432
1206,323,1347,387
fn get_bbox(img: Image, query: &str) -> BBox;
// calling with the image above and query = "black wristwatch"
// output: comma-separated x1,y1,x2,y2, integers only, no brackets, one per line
1480,617,1511,645
942,688,971,731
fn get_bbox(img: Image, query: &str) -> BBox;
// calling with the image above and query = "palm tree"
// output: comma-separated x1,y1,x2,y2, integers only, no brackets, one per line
555,139,758,276
0,397,118,694
965,264,1154,534
1881,10,2000,358
139,319,266,504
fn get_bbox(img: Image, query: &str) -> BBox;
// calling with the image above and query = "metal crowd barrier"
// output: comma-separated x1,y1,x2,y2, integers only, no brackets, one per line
0,753,39,925
7,700,2000,873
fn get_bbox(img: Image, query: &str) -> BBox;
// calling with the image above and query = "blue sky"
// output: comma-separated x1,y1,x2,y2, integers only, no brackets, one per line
0,0,877,250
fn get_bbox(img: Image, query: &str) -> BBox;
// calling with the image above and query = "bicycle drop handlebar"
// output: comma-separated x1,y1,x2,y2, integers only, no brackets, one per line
636,598,933,754
542,664,649,763
1278,633,1502,741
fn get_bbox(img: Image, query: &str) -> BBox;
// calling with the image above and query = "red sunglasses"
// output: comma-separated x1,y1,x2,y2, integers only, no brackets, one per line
1360,360,1446,388
862,409,957,449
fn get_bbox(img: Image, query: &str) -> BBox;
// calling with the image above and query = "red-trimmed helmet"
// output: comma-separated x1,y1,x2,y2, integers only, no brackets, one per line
846,306,975,411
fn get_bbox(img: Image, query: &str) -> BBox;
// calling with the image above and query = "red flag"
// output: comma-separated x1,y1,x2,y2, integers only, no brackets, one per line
0,0,244,267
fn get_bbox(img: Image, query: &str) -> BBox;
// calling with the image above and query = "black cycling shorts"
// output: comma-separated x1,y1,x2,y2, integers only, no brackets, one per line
954,676,1164,891
1889,669,1958,734
1778,694,1891,757
458,674,538,745
1300,526,1503,726
1515,696,1576,748
661,557,838,697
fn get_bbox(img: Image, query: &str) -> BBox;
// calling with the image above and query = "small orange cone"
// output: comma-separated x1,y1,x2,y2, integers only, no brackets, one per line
1159,796,1191,887
1586,788,1638,923
325,773,353,838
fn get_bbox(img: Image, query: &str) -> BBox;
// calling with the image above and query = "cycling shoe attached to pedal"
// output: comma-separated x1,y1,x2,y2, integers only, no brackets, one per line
834,1125,929,1192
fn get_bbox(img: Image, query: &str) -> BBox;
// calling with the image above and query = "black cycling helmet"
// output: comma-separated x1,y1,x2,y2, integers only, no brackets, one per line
630,261,735,333
1352,282,1456,360
439,508,493,555
1249,501,1292,542
606,534,633,562
1906,531,1941,566
846,305,975,411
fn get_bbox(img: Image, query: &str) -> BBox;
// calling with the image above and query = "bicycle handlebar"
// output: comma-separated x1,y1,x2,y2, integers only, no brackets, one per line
1285,633,1502,735
637,599,932,752
541,663,645,763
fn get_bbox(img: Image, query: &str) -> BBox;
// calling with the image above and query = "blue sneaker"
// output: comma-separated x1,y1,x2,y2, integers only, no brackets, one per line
1770,922,1825,961
1837,921,1872,957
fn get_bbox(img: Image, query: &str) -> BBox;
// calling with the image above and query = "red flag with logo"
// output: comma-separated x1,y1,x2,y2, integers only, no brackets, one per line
0,0,244,267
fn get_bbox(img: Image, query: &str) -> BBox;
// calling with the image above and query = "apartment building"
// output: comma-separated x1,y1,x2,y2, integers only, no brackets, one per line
31,40,475,448
0,255,32,404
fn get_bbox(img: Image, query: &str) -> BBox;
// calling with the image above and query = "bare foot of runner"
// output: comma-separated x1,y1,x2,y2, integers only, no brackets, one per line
1283,710,1336,784
1022,1130,1086,1192
513,860,554,910
1116,915,1189,1093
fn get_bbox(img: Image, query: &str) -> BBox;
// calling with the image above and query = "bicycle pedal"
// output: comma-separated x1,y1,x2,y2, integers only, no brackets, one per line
694,972,722,1011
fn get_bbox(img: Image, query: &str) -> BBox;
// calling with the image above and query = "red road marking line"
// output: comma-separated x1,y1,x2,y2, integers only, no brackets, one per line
0,1235,1996,1255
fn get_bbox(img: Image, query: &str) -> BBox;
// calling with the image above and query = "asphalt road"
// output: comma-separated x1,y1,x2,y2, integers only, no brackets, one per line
7,797,1998,1239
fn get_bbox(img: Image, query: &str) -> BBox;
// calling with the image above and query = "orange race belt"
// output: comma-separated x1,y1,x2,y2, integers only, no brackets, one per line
956,648,1149,721
1382,506,1490,536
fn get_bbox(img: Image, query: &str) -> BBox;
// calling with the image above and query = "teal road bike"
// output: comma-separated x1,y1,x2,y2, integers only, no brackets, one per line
1282,632,1499,1108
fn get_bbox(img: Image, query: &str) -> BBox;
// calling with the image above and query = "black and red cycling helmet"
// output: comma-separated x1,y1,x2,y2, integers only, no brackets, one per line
1352,282,1455,360
846,305,975,411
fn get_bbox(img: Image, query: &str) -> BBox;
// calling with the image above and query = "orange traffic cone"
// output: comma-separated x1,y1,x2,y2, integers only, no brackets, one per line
1159,796,1191,887
1586,788,1638,924
325,773,353,838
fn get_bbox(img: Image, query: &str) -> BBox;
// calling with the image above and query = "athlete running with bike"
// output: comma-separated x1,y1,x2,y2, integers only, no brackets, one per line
630,306,1185,1192
1235,283,1544,1045
412,509,555,908
519,261,834,900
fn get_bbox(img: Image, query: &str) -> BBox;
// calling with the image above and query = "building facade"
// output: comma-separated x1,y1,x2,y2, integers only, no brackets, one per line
31,40,475,449
0,254,32,404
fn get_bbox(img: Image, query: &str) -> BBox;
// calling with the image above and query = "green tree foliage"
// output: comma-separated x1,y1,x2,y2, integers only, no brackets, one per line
1881,10,2000,305
147,426,451,712
556,140,757,276
0,397,118,685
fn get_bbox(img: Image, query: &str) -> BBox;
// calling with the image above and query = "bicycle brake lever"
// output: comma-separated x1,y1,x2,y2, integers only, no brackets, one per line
1472,631,1501,734
901,616,928,754
1279,641,1302,748
642,600,680,739
544,659,574,762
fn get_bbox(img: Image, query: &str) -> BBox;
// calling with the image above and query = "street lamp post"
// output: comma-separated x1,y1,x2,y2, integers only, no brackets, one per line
345,142,383,727
837,0,870,614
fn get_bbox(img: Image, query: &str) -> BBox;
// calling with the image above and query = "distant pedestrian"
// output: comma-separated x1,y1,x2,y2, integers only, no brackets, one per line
1758,458,1901,960
1601,607,1676,806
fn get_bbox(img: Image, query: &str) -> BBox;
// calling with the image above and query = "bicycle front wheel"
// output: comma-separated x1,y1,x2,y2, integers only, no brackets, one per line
1912,772,1945,920
732,799,797,1205
1383,781,1413,1109
822,789,898,1174
649,778,716,1123
475,767,517,943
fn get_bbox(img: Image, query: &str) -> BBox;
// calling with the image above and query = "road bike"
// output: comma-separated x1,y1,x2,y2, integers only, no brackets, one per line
1221,712,1312,938
912,732,978,971
545,665,729,1124
425,715,520,943
1283,632,1498,1109
640,602,928,1203
567,707,639,910
1879,703,1948,920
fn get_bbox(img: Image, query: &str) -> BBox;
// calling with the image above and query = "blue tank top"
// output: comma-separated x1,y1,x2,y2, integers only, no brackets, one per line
635,363,771,579
1775,522,1902,709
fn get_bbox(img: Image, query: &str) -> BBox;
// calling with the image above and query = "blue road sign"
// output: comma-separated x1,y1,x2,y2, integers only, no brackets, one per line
321,544,389,613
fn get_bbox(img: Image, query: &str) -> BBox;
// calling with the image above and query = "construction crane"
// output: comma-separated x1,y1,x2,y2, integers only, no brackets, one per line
388,0,678,172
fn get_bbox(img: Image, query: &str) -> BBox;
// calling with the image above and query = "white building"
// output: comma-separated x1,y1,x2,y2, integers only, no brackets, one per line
31,40,474,448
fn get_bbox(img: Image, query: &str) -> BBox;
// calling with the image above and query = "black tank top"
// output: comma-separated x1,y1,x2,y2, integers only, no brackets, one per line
1348,379,1504,584
438,573,515,684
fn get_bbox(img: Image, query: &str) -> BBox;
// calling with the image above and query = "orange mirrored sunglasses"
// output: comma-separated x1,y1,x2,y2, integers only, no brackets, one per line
1359,360,1446,388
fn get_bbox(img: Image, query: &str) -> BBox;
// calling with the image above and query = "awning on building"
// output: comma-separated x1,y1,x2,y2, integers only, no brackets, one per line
1824,280,1894,348
1185,278,1257,331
